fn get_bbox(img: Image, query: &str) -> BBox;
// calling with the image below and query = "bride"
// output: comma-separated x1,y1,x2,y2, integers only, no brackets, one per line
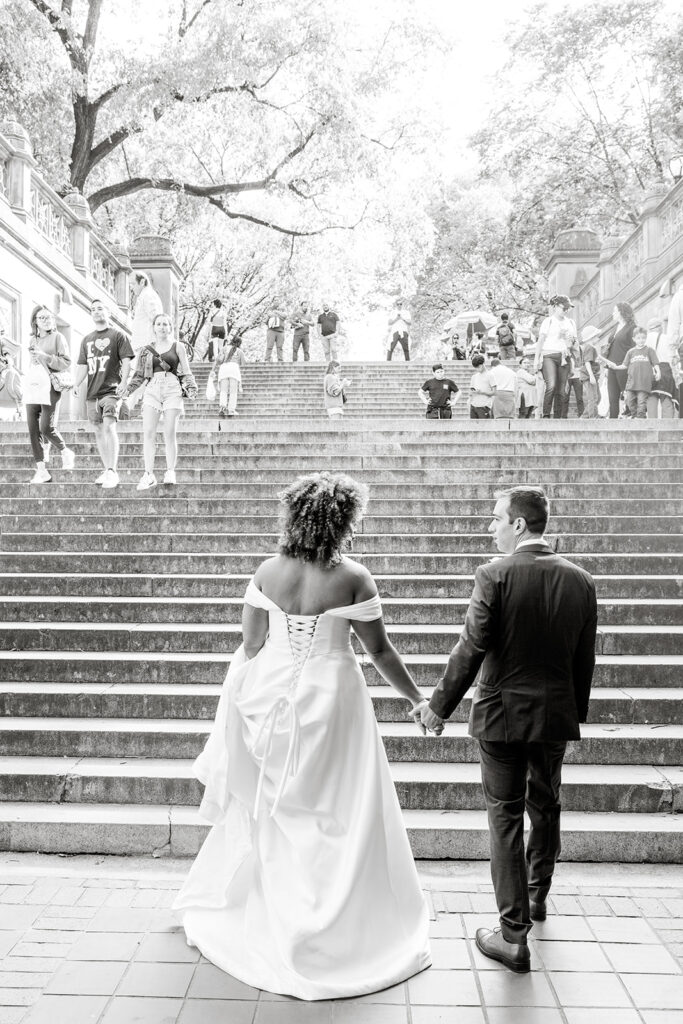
173,472,434,1000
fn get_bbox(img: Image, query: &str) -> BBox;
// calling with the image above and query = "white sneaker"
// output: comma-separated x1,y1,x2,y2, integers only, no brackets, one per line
61,447,75,470
95,470,108,484
136,472,157,491
30,465,52,484
101,469,120,489
163,469,176,485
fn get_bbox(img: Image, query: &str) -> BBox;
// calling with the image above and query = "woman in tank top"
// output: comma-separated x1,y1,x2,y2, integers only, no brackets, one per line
128,312,193,490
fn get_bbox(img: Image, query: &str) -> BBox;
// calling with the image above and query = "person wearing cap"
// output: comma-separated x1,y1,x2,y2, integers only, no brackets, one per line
418,364,459,419
578,326,602,418
646,316,678,419
533,295,577,418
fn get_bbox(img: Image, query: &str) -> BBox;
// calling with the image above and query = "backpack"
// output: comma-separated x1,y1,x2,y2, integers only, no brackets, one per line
498,324,513,344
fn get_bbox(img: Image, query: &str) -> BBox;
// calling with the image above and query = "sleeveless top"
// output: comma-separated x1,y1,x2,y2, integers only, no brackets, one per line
150,342,180,374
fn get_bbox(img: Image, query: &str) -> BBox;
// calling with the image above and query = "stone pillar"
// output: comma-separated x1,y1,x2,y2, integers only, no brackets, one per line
543,228,601,322
1,121,35,221
110,243,132,314
63,192,93,276
129,236,183,337
597,237,624,322
639,185,667,267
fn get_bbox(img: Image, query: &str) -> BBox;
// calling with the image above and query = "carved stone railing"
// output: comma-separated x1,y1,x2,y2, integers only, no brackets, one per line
90,236,118,299
660,186,683,249
612,231,644,291
575,272,601,326
29,178,74,258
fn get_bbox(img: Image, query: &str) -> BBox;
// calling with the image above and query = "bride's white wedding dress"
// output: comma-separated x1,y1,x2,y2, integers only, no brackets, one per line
173,580,431,1000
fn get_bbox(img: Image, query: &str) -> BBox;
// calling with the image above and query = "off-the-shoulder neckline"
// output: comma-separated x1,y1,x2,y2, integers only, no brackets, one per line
245,579,380,617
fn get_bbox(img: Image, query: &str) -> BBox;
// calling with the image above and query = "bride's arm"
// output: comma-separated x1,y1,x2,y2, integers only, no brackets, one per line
352,616,423,707
242,604,268,660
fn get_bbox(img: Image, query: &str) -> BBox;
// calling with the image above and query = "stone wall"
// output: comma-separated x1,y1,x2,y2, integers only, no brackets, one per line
545,180,683,337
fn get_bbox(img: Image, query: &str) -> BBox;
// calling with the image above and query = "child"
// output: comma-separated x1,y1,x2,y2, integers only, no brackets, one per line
515,357,537,418
601,326,659,419
579,325,601,418
469,354,495,418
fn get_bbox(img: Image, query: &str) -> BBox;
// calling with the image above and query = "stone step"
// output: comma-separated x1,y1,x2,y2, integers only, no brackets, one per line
2,572,679,600
3,514,681,536
1,802,679,860
1,683,678,725
0,757,679,815
4,531,680,554
1,596,678,626
2,651,678,687
3,496,683,516
1,718,681,764
1,551,678,576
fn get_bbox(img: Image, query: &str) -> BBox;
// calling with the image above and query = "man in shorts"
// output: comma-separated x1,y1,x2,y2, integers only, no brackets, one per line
74,299,134,489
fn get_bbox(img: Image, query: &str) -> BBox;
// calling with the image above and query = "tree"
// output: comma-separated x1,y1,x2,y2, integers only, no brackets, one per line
1,0,441,239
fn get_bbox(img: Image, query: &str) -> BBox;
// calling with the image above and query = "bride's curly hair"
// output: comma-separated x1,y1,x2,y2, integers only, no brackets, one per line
278,472,368,567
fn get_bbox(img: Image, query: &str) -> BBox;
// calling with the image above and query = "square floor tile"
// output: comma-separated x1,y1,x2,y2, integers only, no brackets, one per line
333,1005,407,1023
99,996,182,1024
487,1010,563,1024
117,962,194,998
587,916,658,944
535,939,611,972
429,940,471,970
468,938,545,973
564,1011,642,1024
135,933,200,963
408,969,480,1006
178,1001,256,1024
254,1003,333,1023
461,915,498,939
549,972,633,1008
621,974,683,1010
0,970,51,989
340,981,406,1003
187,963,258,1000
602,943,681,975
409,1009,485,1024
641,1013,683,1023
0,1008,26,1024
68,932,143,962
529,916,593,942
86,909,158,933
45,960,127,995
0,907,40,931
429,917,466,939
0,989,40,1007
23,994,108,1024
0,936,19,960
478,971,556,1007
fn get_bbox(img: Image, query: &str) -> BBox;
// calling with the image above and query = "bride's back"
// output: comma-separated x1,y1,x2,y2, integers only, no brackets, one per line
255,554,371,616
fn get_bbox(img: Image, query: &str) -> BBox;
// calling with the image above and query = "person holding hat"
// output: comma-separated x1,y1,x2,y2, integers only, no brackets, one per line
578,325,602,418
533,295,577,418
646,316,678,419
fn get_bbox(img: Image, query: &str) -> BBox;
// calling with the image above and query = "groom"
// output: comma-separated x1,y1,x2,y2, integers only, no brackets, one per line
420,486,597,973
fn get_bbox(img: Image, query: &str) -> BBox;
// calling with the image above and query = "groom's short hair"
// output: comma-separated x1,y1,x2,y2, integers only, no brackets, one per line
497,486,549,534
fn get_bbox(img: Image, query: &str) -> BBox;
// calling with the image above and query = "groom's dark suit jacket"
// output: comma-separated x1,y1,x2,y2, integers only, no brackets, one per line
429,543,598,742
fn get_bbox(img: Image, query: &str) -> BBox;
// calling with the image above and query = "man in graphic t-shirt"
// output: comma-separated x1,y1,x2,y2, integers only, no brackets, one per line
73,299,134,489
418,364,460,419
317,302,341,361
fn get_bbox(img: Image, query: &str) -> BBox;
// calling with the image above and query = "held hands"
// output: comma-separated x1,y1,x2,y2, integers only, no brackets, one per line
409,699,445,737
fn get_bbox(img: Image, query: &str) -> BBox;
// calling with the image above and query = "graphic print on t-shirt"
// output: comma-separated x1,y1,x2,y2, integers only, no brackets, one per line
78,328,134,400
421,377,459,408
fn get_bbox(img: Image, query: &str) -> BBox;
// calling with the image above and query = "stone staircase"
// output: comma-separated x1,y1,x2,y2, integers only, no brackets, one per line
0,362,681,861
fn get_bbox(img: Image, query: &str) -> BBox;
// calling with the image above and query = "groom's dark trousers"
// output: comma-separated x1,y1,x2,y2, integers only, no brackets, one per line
429,543,597,944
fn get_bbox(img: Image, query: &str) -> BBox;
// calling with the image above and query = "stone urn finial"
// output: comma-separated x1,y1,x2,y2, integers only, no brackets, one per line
1,121,33,156
63,190,93,223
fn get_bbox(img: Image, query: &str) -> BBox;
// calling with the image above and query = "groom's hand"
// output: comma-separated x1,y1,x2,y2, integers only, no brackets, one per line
421,705,445,736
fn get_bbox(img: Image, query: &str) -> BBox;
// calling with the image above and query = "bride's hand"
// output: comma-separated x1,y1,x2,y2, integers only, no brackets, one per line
409,698,444,736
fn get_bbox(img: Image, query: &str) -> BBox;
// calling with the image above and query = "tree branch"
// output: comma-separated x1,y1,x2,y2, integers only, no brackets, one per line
82,0,103,62
179,0,212,38
207,198,370,237
27,0,81,66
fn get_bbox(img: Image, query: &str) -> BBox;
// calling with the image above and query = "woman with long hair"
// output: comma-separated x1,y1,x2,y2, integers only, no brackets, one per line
126,312,194,489
210,335,246,417
174,472,433,1000
323,360,350,419
605,302,636,418
25,305,74,484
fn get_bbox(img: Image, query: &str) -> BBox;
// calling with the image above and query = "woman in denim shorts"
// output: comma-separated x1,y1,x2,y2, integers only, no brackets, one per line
129,313,193,490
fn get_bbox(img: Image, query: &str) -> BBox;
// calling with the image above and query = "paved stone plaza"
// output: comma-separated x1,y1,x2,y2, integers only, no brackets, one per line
0,857,680,1023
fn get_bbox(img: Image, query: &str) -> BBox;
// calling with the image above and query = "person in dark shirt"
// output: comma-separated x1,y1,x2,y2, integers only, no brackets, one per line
602,326,660,419
73,299,134,489
418,364,459,419
495,313,517,359
604,302,636,417
317,303,341,361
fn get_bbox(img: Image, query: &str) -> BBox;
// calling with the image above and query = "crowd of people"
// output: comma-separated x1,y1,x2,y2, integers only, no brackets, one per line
4,285,682,486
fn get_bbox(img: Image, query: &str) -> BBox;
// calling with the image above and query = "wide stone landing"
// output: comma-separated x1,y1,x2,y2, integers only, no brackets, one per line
0,857,680,1023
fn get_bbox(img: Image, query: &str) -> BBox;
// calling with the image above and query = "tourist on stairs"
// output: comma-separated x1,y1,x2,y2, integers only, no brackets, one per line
126,313,195,489
74,300,134,490
604,302,636,418
419,363,459,419
533,294,576,418
323,361,351,419
173,472,433,999
25,305,75,484
210,336,245,418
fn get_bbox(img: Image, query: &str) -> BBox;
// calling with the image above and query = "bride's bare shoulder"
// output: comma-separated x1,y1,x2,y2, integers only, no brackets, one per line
252,555,285,588
340,556,378,601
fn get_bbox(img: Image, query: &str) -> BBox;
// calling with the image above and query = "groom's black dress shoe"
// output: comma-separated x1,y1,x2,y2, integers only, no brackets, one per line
475,927,530,973
530,900,547,922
